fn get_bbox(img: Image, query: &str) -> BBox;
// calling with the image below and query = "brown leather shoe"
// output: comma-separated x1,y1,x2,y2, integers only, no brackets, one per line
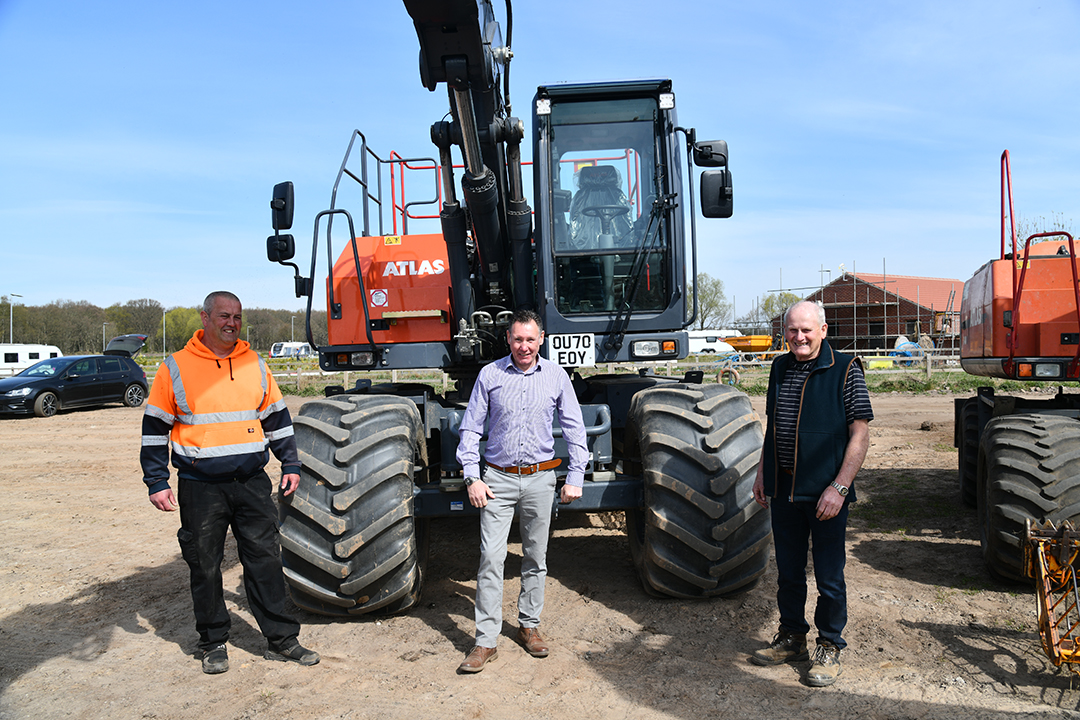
458,645,498,673
517,626,550,658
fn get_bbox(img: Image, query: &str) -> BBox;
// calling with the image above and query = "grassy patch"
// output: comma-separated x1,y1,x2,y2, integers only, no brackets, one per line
218,353,1068,400
741,379,769,396
863,371,1060,395
727,367,1063,396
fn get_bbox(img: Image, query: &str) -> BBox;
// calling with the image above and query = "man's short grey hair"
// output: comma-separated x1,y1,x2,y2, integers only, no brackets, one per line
784,300,826,327
202,291,241,315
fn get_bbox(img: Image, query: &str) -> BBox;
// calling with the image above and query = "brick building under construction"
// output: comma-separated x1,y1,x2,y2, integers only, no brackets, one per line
772,272,964,352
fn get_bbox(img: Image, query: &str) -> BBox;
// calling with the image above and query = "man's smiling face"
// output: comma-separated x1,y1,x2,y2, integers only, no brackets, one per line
507,320,543,371
784,303,827,362
201,297,242,356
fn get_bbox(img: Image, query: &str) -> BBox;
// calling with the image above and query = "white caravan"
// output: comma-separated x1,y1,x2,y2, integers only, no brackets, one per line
0,344,64,377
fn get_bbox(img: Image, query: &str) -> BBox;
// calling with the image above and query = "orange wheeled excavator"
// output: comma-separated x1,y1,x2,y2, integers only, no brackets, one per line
956,149,1080,671
263,0,769,618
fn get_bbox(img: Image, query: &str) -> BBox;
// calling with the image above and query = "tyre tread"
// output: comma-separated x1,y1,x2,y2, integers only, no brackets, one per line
978,413,1080,582
626,383,769,599
280,395,424,616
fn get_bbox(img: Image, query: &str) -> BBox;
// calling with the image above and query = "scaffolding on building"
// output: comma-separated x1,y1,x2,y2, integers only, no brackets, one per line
760,264,963,354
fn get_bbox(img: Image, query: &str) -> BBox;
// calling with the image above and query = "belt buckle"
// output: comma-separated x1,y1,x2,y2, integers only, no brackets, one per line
527,462,539,475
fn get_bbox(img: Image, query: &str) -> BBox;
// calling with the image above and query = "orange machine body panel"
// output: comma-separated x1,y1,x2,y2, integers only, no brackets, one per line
327,233,452,346
961,242,1080,363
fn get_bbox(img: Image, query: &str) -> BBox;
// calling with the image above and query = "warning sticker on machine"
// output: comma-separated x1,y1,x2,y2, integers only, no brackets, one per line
545,333,595,367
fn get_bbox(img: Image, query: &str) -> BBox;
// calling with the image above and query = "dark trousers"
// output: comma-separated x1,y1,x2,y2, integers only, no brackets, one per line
177,472,299,652
770,497,849,649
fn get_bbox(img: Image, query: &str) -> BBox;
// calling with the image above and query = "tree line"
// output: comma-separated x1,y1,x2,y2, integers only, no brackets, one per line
1,296,326,356
3,281,799,356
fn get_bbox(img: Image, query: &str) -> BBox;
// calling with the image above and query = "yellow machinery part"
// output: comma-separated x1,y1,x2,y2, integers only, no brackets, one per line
1024,519,1080,673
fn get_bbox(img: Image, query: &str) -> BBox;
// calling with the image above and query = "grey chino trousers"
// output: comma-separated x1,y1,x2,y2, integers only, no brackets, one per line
474,466,557,647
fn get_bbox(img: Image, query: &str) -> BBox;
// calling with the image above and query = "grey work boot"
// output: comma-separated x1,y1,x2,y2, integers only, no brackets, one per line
201,644,229,674
807,641,842,687
264,641,320,666
750,629,809,666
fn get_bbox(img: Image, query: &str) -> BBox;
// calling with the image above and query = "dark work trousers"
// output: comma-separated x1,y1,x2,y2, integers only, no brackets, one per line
177,471,299,652
770,496,850,649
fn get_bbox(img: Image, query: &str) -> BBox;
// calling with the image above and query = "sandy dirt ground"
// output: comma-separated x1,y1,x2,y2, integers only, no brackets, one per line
4,390,1080,720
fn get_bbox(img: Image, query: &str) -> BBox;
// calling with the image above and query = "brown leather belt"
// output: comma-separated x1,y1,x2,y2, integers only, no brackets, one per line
486,459,561,476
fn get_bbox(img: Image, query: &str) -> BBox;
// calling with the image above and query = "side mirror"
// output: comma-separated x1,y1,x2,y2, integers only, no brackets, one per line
693,139,728,168
700,169,733,218
271,181,294,231
267,234,295,263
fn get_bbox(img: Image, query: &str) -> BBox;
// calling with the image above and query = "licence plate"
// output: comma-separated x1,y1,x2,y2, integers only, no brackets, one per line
545,333,595,367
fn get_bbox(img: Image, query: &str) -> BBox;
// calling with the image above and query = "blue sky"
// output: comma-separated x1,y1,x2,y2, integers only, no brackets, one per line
2,0,1078,319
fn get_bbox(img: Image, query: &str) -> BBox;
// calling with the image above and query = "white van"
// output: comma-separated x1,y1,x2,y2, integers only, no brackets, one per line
270,342,313,359
686,331,735,355
0,344,64,377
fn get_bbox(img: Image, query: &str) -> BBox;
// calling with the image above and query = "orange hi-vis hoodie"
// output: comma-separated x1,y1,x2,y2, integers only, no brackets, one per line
140,330,300,495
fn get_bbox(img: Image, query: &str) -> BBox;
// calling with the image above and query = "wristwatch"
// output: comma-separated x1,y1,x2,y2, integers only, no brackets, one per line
830,481,849,497
464,477,480,487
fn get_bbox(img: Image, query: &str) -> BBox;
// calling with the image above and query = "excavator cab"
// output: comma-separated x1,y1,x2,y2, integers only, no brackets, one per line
559,145,651,316
533,80,727,361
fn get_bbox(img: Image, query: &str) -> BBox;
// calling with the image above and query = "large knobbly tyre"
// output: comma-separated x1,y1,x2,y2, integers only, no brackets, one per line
625,383,771,598
957,398,978,508
978,413,1080,583
279,394,426,616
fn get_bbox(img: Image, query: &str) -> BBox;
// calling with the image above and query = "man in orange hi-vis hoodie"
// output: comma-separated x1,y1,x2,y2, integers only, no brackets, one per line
141,291,319,675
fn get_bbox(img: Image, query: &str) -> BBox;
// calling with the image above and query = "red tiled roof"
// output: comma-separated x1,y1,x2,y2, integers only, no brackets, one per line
851,273,963,312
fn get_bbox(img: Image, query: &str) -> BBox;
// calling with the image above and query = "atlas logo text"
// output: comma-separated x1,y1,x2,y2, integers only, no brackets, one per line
383,260,446,277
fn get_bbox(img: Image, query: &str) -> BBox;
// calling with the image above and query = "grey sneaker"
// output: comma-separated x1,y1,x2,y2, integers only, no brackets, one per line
201,644,229,674
807,642,842,687
751,629,809,666
265,642,320,666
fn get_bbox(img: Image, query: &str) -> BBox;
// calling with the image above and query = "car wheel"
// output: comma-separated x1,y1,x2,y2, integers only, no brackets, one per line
34,391,58,418
124,383,146,408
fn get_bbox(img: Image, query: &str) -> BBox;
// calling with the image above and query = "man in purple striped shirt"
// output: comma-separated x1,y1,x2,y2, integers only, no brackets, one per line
455,309,589,673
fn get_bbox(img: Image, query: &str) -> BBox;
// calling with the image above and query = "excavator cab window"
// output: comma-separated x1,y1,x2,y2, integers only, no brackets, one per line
546,97,669,315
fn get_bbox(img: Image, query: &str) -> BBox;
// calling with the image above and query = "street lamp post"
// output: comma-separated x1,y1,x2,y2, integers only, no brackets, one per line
291,316,295,342
102,322,111,353
8,293,22,343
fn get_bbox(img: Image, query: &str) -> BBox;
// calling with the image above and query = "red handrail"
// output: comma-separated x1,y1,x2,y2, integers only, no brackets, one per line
383,149,642,233
1001,151,1080,377
1001,149,1016,261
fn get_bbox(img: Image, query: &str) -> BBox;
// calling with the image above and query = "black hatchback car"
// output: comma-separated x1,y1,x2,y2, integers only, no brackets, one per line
0,335,149,417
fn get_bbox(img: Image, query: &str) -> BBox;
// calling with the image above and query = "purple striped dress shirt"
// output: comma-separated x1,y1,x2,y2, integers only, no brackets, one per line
456,355,589,487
